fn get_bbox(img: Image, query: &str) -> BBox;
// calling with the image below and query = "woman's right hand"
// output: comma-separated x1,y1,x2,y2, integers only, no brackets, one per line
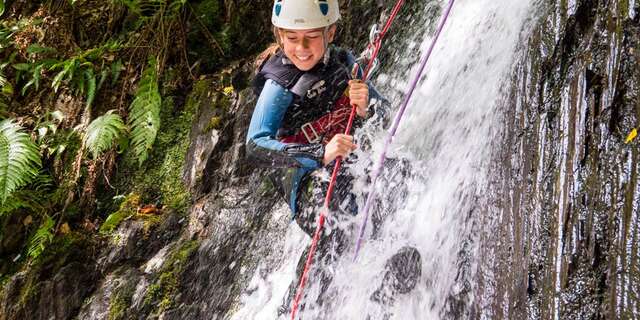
323,134,357,165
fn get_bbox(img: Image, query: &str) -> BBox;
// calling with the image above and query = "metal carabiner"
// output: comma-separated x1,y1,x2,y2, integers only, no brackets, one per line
368,23,380,47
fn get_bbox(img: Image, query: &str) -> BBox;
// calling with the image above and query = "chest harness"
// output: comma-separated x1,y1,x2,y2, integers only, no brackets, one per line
253,47,358,146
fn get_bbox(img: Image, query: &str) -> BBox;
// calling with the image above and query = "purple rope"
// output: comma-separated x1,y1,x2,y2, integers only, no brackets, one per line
353,0,456,260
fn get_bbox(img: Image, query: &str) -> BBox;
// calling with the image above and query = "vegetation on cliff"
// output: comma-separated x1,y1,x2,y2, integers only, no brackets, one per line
0,0,272,287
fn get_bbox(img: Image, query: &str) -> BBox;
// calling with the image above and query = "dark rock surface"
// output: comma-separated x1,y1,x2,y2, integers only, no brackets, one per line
481,1,640,319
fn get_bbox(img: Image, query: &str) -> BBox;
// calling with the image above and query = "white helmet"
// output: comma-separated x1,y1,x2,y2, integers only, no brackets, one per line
272,0,341,30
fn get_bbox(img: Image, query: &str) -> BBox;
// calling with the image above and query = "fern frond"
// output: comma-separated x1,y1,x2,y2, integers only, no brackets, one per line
128,57,161,166
0,170,52,215
27,215,55,260
168,0,186,14
0,119,42,204
0,188,45,216
85,68,96,107
84,110,127,159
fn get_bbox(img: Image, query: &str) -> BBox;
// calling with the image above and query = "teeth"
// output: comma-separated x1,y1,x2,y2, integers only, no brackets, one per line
296,55,311,61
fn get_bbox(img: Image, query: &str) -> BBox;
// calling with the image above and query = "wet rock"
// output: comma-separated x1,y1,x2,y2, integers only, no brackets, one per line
98,220,145,270
483,0,640,318
76,266,143,320
371,246,422,305
0,262,97,320
96,211,182,273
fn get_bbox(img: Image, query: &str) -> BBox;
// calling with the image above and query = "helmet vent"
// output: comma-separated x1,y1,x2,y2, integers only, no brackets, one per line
318,0,329,15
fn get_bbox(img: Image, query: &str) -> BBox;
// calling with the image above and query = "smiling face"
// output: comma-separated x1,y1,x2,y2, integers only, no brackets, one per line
277,25,336,71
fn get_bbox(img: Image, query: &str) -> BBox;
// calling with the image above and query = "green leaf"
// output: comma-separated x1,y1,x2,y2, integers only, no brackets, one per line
85,68,96,107
33,64,42,91
84,110,127,159
0,171,53,216
27,215,55,260
0,119,42,204
0,190,42,216
52,69,67,93
2,82,13,96
97,69,108,91
127,57,161,166
26,44,56,55
111,59,123,86
12,63,31,71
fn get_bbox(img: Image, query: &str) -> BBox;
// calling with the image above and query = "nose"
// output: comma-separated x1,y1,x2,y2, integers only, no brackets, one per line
299,37,310,49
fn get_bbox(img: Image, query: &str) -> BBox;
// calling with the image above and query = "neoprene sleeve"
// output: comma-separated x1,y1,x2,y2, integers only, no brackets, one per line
246,79,325,169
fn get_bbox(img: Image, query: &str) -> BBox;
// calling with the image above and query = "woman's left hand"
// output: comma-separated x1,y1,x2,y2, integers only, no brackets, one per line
349,80,369,118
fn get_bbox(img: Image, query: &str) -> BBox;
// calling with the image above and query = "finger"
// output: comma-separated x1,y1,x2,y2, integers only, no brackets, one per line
351,93,368,100
349,88,367,95
338,137,355,145
335,134,353,141
339,140,357,151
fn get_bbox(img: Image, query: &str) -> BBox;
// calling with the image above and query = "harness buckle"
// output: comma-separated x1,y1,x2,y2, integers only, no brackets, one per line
301,122,321,144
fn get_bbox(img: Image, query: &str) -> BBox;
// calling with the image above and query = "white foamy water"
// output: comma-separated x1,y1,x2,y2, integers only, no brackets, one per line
233,0,536,318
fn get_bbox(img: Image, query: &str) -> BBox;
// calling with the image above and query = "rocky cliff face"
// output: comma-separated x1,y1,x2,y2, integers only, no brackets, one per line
481,0,640,319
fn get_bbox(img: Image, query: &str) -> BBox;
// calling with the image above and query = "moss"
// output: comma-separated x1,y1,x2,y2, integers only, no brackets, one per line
109,293,129,320
32,230,88,270
99,193,140,234
143,240,200,313
17,272,38,307
108,272,138,320
11,230,90,309
204,116,222,132
113,89,199,218
138,213,162,238
144,282,161,306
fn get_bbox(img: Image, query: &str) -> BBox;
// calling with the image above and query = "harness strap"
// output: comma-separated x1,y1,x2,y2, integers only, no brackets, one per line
279,95,351,145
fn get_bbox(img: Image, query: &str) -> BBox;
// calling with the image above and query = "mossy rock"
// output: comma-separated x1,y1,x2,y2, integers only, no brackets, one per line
99,193,141,234
143,240,200,314
107,268,139,320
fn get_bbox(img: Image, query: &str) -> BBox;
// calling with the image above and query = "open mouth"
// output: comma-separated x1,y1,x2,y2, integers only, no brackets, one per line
295,55,312,62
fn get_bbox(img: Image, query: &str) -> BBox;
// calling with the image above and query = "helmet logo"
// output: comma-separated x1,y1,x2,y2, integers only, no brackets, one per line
318,0,329,16
274,0,282,16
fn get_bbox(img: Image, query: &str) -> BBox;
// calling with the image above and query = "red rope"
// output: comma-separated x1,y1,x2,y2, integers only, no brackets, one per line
290,1,405,318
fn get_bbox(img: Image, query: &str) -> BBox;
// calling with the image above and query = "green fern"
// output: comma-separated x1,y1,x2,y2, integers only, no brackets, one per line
116,0,186,17
0,49,16,119
27,215,55,260
0,190,41,216
0,172,51,216
0,119,42,205
0,68,11,118
128,57,161,166
84,110,127,159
